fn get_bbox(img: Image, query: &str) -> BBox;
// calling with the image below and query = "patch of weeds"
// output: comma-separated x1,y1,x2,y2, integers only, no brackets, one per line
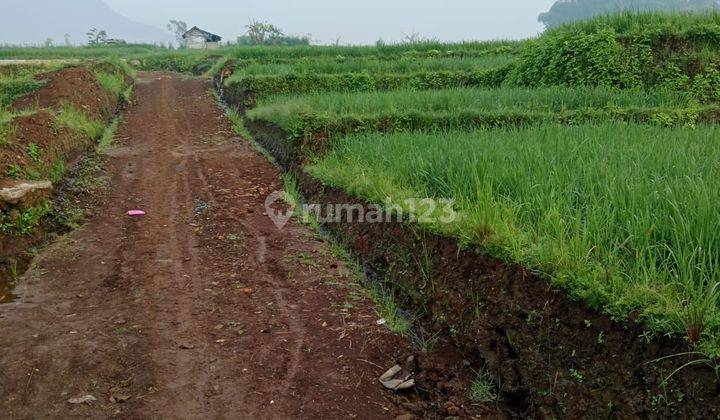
415,237,434,291
55,206,85,230
680,282,720,344
323,278,341,286
95,71,125,99
281,173,320,228
55,105,104,140
8,260,19,280
98,117,120,151
227,233,241,242
0,119,16,147
6,164,22,179
24,167,41,181
472,292,485,319
526,310,540,327
121,85,134,104
292,252,319,268
51,153,107,230
569,368,584,382
27,143,41,163
371,284,410,335
283,252,319,268
48,160,66,182
469,367,497,403
68,154,107,193
409,329,440,353
0,201,51,235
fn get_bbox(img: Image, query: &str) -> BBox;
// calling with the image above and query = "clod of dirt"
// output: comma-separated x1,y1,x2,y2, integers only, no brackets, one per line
109,394,131,403
67,395,97,404
379,356,416,391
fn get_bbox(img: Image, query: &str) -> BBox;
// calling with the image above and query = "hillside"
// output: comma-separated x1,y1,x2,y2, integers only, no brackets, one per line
539,0,720,28
0,0,173,45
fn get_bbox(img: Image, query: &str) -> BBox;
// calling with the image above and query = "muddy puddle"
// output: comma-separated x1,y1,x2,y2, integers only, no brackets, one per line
0,278,18,303
0,258,30,303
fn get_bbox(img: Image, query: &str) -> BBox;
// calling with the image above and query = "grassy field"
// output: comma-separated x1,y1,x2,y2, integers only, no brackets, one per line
307,123,720,354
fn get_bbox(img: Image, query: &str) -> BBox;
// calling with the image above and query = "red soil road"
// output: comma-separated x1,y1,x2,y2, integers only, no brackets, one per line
0,73,419,418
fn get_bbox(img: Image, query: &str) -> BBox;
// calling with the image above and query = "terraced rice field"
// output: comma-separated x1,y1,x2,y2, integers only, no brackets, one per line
1,10,719,419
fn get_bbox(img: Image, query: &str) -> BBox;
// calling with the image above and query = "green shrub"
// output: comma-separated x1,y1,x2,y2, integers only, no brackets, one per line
508,12,720,101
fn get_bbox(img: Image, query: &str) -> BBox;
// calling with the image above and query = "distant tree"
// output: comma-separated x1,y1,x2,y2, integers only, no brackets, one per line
237,20,310,46
402,31,423,44
539,0,720,29
87,28,108,45
332,35,342,46
64,33,72,46
44,38,53,47
245,19,282,44
167,20,188,46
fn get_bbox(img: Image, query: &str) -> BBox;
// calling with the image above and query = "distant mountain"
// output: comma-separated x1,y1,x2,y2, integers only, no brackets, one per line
0,0,174,46
539,0,720,29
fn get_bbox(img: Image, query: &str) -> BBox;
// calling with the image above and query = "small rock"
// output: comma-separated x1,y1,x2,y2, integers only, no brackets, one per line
443,401,459,416
379,364,415,391
0,180,53,210
67,395,97,404
109,394,130,403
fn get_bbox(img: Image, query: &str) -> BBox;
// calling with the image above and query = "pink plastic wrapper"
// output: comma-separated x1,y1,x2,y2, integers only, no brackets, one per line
127,210,146,217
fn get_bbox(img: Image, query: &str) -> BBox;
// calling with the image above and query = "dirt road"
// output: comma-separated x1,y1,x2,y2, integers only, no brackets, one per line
0,73,415,418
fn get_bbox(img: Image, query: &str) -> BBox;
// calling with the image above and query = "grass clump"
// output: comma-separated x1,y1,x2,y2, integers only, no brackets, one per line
0,110,15,147
55,105,104,140
98,116,120,151
370,285,411,335
469,368,497,403
307,122,720,356
95,71,126,99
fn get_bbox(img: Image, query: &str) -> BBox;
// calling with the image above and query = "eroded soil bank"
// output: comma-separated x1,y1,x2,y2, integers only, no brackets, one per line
244,114,720,418
1,66,128,302
0,74,502,419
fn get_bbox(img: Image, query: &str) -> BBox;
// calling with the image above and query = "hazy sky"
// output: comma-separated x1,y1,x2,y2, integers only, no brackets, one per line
104,0,557,44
